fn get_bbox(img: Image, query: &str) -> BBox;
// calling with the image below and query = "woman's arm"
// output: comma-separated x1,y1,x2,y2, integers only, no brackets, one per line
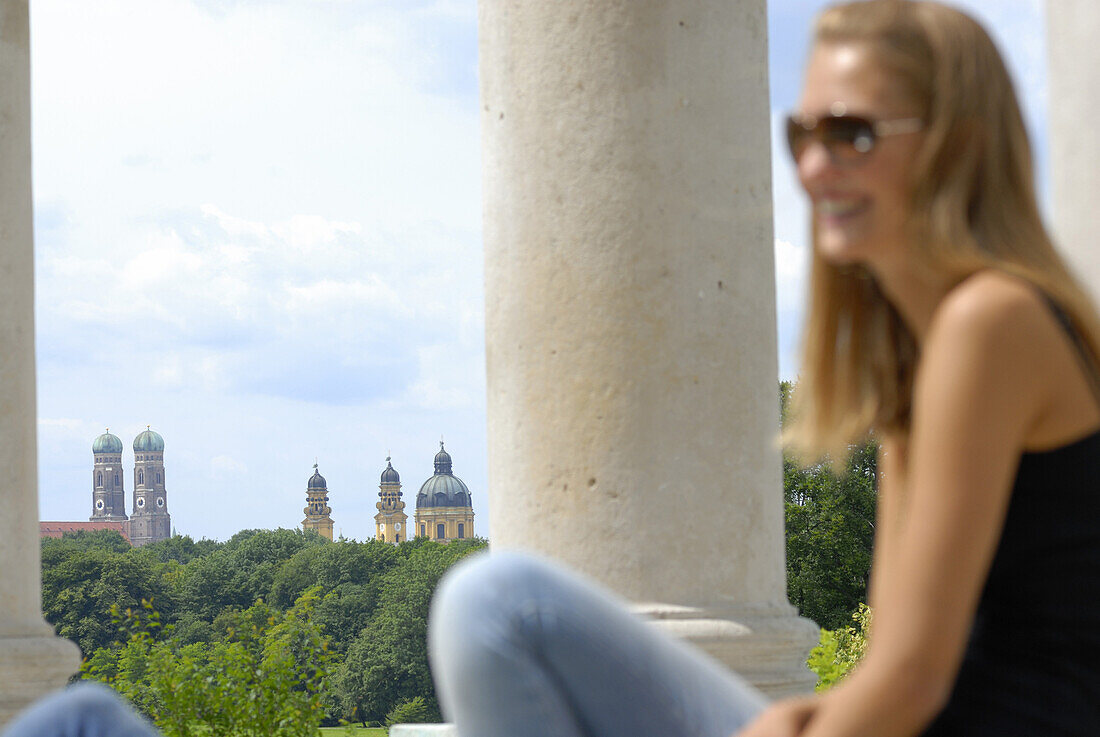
790,276,1053,737
867,432,906,612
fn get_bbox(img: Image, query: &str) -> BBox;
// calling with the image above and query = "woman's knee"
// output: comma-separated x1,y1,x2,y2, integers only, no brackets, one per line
2,683,156,737
429,552,562,655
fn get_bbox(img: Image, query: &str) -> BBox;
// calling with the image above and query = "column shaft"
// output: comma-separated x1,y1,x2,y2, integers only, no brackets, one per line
1049,1,1100,296
480,0,816,695
0,0,81,725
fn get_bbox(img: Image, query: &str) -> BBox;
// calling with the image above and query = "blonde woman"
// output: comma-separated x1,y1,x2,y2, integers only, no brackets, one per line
429,2,1100,736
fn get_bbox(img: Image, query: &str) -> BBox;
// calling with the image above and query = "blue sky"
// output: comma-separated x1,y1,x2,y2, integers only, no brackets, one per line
31,0,1045,541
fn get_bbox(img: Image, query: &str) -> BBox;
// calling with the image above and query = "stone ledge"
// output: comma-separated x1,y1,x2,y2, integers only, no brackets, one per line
389,724,456,737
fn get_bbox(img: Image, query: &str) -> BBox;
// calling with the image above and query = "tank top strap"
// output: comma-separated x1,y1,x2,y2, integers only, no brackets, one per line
1041,293,1100,408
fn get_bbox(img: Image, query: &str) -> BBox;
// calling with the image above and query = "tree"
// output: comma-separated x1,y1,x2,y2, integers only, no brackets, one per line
85,591,334,737
42,526,488,727
337,539,486,724
781,381,877,630
269,538,398,610
41,546,173,656
140,534,220,565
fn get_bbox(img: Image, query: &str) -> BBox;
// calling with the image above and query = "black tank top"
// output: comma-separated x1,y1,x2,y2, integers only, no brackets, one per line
921,298,1100,735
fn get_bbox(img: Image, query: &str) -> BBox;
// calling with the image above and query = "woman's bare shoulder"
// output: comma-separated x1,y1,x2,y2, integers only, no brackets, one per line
928,271,1051,350
920,270,1096,449
928,271,1056,369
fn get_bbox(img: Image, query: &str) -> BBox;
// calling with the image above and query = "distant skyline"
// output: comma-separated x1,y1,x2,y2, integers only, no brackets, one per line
31,0,1046,541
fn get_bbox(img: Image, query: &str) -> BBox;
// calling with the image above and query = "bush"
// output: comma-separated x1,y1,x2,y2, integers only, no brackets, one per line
385,696,432,728
807,603,871,691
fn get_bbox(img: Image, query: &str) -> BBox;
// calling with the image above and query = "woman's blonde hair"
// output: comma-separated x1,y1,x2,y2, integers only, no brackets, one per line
786,0,1100,463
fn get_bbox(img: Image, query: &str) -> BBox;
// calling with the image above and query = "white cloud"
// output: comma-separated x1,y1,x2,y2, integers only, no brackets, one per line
211,455,248,474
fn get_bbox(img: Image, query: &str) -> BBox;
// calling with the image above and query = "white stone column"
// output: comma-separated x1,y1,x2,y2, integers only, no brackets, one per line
0,0,81,726
480,0,817,696
1049,1,1100,297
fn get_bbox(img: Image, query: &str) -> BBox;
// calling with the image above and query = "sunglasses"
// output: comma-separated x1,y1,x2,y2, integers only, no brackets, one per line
786,110,923,165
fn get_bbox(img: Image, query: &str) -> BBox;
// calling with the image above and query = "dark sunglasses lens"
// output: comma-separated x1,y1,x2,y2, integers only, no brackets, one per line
786,116,811,160
786,114,876,163
822,116,875,159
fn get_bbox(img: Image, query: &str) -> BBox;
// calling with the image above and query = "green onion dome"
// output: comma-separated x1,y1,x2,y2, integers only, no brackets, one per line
133,427,165,452
92,430,123,454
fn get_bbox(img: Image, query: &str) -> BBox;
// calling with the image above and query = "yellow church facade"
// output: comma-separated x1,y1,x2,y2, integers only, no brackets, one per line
302,463,334,540
373,442,474,544
374,457,408,543
412,442,474,541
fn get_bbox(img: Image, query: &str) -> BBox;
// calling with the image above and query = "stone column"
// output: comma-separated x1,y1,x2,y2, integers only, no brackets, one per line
1049,1,1100,297
0,0,82,726
480,0,817,696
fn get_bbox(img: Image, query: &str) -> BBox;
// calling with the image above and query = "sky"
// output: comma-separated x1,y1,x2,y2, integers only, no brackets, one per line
31,0,1046,542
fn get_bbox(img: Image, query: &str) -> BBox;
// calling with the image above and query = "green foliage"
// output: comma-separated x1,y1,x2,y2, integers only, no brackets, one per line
781,380,877,630
84,592,333,737
140,534,221,565
41,529,133,562
338,540,485,724
807,603,872,691
385,697,431,727
41,545,175,656
44,528,487,730
175,529,326,621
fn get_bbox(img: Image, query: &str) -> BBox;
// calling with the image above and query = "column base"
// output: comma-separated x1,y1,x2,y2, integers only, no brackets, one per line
636,602,821,699
0,633,82,728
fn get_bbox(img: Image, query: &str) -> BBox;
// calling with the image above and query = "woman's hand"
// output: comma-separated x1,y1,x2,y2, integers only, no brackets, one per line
733,695,819,737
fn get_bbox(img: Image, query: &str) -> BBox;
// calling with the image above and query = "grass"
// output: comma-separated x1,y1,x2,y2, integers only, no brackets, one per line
319,728,387,736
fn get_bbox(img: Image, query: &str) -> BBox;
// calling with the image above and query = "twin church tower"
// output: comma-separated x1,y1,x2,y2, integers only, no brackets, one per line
90,427,171,546
303,441,475,543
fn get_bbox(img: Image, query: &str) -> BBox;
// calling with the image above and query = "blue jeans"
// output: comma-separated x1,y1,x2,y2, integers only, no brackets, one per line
1,683,158,737
429,551,767,737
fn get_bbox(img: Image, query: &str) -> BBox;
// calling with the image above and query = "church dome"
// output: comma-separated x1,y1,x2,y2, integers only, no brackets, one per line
417,442,471,509
92,430,123,454
380,457,400,484
133,427,165,452
308,464,327,490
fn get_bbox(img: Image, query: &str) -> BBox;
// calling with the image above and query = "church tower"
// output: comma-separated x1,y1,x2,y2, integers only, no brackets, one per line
129,427,171,546
415,441,475,542
303,464,334,540
374,457,408,543
90,430,127,522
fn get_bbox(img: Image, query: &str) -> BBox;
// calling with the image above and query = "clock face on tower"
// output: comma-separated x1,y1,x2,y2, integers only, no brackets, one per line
395,522,402,531
95,499,104,510
136,497,145,509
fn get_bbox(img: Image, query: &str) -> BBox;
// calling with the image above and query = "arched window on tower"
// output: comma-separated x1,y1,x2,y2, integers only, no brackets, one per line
157,472,161,484
114,473,119,486
138,470,144,486
420,524,426,537
437,523,445,540
96,472,102,487
458,523,465,539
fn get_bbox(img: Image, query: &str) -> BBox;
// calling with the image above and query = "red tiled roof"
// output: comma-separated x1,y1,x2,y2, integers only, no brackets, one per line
39,520,131,543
